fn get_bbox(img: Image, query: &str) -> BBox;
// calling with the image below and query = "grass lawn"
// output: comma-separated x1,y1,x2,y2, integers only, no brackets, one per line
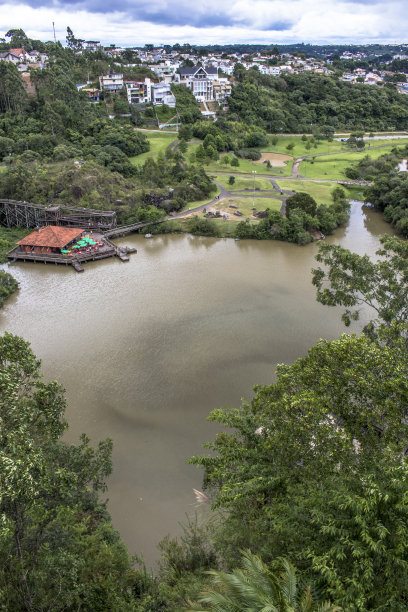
186,141,293,176
201,196,283,218
299,141,408,180
180,186,221,212
207,157,293,176
265,136,344,157
275,180,338,205
130,132,176,165
266,135,408,158
212,175,275,191
224,196,282,215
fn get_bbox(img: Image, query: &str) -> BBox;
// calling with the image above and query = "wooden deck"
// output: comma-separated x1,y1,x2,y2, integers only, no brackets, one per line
7,234,137,272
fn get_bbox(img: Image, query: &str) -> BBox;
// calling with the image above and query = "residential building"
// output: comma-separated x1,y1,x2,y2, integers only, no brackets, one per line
179,65,219,102
0,51,20,64
213,79,232,101
151,82,176,106
85,41,101,52
99,73,124,92
125,79,152,104
365,72,382,84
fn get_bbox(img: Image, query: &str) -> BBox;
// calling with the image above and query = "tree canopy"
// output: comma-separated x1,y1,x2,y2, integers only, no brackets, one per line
0,332,138,610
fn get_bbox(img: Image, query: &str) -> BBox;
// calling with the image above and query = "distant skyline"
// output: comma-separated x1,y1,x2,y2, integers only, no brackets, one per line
2,0,407,47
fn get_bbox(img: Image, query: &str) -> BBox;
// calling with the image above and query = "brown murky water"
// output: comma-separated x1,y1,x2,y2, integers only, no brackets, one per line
0,202,394,566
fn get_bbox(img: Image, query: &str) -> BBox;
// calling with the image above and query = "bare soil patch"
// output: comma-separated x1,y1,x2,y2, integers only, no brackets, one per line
255,152,292,167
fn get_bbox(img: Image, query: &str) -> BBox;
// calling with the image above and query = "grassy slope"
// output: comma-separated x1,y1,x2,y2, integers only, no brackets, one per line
275,180,337,204
212,175,275,191
130,132,176,165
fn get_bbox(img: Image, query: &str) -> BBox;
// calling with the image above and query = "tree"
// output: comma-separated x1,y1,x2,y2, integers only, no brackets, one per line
228,175,235,186
312,235,408,335
66,26,83,51
0,270,18,307
286,192,317,217
0,333,138,610
190,330,408,609
187,551,339,611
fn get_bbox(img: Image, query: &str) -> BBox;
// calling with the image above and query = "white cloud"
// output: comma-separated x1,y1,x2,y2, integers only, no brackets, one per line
1,1,407,45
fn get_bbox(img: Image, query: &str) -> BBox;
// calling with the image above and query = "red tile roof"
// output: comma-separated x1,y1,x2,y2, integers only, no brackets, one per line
18,226,84,248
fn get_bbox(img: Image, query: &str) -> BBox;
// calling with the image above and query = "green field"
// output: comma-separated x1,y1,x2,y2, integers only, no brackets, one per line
180,186,221,212
299,141,408,180
275,180,338,204
130,132,176,165
264,136,344,157
203,196,283,217
212,175,275,191
186,141,293,176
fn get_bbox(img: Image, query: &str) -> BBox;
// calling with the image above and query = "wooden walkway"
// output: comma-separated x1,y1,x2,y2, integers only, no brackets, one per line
104,220,164,238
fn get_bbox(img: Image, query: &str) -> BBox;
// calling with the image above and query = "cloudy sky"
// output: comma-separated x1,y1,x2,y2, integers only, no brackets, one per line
1,0,406,46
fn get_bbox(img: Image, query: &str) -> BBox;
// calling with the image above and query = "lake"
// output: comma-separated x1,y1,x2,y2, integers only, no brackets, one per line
0,201,393,566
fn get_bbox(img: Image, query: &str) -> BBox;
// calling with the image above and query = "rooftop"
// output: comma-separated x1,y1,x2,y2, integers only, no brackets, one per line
18,226,85,248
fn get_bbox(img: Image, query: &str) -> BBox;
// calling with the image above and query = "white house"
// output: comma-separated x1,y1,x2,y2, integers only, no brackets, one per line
151,82,176,106
178,65,219,102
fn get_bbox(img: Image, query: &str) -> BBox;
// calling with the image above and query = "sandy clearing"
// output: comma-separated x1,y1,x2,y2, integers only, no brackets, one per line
254,152,292,167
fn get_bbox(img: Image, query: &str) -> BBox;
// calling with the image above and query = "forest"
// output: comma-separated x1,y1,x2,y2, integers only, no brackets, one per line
225,69,408,132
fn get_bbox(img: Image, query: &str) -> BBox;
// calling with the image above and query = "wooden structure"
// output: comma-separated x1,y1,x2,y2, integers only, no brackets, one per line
16,226,85,255
0,199,117,231
7,226,136,272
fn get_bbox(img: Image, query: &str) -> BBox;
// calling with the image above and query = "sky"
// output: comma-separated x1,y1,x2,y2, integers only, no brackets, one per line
1,0,407,47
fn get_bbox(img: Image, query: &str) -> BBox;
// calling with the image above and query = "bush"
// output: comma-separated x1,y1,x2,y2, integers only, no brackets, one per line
187,216,220,237
236,149,262,160
0,270,18,307
285,192,317,217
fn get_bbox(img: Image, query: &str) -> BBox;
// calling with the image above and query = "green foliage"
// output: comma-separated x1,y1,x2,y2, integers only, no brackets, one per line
188,551,339,611
171,84,201,124
312,235,408,334
190,327,408,609
187,216,220,237
228,175,235,186
236,148,262,160
286,192,318,217
133,517,217,611
0,333,138,610
0,269,18,307
362,158,408,236
226,72,408,132
0,227,28,262
0,62,26,114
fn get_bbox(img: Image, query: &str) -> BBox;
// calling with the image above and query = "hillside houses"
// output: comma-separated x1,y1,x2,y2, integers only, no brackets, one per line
0,48,48,69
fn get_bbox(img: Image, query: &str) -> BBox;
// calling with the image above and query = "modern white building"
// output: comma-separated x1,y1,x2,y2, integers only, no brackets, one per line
178,65,219,102
151,82,176,106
